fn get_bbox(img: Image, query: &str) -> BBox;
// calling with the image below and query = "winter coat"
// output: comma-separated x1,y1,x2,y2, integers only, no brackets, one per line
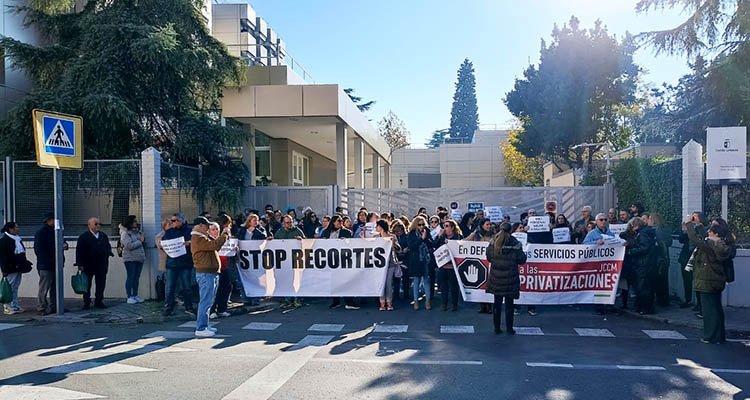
119,225,146,263
678,224,706,266
583,227,614,244
238,226,268,241
299,220,321,239
465,231,492,242
34,224,56,271
75,230,113,275
191,230,228,274
486,235,527,298
320,228,353,239
274,226,305,239
162,225,193,269
626,227,657,274
687,226,731,293
406,230,433,277
0,234,32,275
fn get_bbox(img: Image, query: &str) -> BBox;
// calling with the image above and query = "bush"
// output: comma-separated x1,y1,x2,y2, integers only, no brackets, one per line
612,158,682,232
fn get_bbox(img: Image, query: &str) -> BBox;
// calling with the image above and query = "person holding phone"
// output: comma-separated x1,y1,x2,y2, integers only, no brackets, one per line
407,216,433,311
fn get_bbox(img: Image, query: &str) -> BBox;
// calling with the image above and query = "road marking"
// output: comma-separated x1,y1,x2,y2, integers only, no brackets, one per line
727,339,750,346
97,343,195,355
313,358,483,366
440,325,475,334
515,327,544,336
142,330,229,339
308,324,344,332
373,324,408,333
711,368,750,374
43,361,157,375
178,321,219,328
642,330,687,340
527,362,574,368
243,322,282,331
616,365,666,371
222,335,334,400
0,385,105,399
574,328,615,337
0,323,23,331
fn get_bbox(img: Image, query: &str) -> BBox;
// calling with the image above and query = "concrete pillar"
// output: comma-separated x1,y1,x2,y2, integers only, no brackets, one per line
383,163,390,188
682,140,704,216
372,154,381,189
140,147,162,299
336,123,348,208
353,137,365,189
242,124,256,186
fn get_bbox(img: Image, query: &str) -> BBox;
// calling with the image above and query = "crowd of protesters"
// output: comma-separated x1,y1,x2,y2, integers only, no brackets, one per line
0,202,737,343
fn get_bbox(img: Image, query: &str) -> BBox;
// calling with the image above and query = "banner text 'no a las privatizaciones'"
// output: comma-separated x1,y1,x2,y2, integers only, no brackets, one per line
236,238,392,297
437,241,625,305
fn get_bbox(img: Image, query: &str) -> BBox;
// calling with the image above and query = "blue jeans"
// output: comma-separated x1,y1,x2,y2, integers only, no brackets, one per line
195,272,218,331
412,274,431,301
165,268,193,310
3,272,22,311
124,261,143,298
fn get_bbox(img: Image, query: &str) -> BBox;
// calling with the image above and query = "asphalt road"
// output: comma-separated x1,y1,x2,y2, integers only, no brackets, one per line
1,299,749,400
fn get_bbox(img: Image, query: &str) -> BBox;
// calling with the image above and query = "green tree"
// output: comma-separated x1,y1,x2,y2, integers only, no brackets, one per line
449,59,479,142
344,88,376,112
425,128,450,148
0,0,246,211
500,129,544,186
504,17,639,170
377,111,410,154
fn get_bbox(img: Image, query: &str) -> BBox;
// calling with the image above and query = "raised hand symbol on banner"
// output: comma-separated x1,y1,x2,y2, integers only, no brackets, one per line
466,265,479,284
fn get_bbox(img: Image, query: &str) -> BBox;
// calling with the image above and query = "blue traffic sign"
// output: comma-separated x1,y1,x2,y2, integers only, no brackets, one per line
42,116,76,157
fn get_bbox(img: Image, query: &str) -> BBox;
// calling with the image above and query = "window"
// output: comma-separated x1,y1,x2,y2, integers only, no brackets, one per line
292,151,309,186
255,129,272,185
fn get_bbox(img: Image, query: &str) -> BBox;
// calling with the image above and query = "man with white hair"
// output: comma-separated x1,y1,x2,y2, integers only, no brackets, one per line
75,217,113,309
573,205,594,244
583,213,614,245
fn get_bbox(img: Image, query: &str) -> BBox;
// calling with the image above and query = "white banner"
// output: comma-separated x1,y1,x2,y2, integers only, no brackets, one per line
219,238,239,257
237,238,392,297
161,237,186,258
443,241,625,305
527,216,550,233
552,228,571,243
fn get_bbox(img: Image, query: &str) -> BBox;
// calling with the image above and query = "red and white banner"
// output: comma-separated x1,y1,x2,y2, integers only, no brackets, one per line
441,241,625,305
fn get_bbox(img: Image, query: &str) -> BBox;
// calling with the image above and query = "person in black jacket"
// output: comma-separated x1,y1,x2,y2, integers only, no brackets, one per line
33,212,68,315
433,219,463,311
75,217,113,310
626,218,657,315
407,215,433,311
486,223,527,334
161,213,195,316
321,216,357,309
1,222,32,315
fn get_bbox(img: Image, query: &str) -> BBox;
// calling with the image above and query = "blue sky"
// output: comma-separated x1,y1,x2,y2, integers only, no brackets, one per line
246,0,692,148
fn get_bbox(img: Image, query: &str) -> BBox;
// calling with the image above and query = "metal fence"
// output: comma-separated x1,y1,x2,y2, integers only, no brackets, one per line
12,160,142,236
344,186,608,221
161,162,201,223
244,186,334,217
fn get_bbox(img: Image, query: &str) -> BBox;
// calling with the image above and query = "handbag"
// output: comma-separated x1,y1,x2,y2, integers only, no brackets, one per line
71,271,90,295
0,276,12,304
724,260,735,283
16,257,32,274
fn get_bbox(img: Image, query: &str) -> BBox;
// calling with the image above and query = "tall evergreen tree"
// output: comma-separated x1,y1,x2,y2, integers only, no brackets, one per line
344,88,376,112
448,59,479,142
425,128,450,148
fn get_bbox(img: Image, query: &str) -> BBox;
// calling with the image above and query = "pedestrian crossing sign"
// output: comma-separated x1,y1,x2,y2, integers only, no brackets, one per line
32,109,83,170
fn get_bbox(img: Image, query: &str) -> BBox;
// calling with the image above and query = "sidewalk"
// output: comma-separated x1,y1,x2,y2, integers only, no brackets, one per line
622,302,750,338
0,297,278,325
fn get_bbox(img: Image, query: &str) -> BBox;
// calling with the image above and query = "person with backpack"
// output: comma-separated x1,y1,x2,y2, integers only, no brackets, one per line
1,222,32,315
119,215,146,304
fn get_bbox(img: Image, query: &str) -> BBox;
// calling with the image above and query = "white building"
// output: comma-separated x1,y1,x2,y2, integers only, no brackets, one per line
390,129,509,188
1,0,42,116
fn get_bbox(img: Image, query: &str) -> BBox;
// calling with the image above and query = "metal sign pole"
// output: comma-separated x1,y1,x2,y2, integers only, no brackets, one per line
721,184,728,221
54,169,65,316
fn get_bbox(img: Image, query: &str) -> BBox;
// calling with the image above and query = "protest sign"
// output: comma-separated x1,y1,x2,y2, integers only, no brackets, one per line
430,227,441,240
364,222,377,238
161,237,186,258
552,227,571,243
486,206,504,223
433,244,453,268
237,238,392,297
609,224,627,236
512,232,528,247
467,202,484,213
442,241,625,305
219,238,239,257
451,209,463,220
527,216,550,233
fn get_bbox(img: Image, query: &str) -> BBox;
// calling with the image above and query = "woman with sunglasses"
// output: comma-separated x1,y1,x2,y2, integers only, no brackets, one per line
433,219,463,311
466,218,494,314
406,215,434,311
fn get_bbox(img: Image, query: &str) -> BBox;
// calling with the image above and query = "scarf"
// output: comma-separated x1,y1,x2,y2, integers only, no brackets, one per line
5,233,25,254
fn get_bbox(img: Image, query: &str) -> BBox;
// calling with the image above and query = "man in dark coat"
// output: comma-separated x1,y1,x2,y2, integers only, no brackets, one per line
75,217,113,309
162,213,195,316
34,212,64,314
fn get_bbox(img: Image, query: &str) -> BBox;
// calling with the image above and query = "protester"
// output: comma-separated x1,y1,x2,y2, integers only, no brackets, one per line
264,210,280,234
119,215,146,305
630,203,644,218
678,211,706,311
342,216,353,231
607,208,618,225
75,217,113,310
34,213,59,315
315,215,330,238
211,216,236,319
583,213,614,245
459,212,476,237
286,207,299,222
376,220,400,311
1,222,32,315
162,213,195,316
392,219,410,302
626,217,657,315
434,219,463,312
573,206,594,244
645,212,672,307
321,216,357,309
407,215,433,311
466,218,494,314
299,210,321,239
275,215,305,240
685,219,731,344
553,214,573,244
618,209,631,224
190,217,229,337
486,222,527,335
354,210,368,234
354,212,379,238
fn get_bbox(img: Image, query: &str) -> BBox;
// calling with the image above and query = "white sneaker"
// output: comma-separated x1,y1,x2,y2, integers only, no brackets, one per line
208,326,218,332
4,308,19,315
218,311,231,318
209,312,218,319
195,329,216,338
126,297,138,304
134,296,145,303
